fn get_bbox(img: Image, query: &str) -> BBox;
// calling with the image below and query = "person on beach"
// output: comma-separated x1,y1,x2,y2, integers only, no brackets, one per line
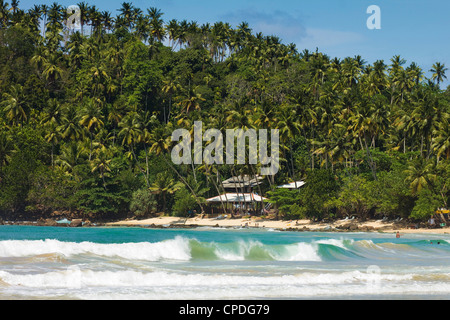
396,231,401,239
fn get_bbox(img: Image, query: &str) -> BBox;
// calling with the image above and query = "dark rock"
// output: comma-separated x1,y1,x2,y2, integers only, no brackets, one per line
70,219,83,227
83,220,91,227
339,223,359,231
45,219,58,227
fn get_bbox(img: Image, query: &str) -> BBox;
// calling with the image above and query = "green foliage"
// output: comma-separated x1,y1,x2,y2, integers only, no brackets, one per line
327,175,373,220
370,168,415,218
71,164,139,217
299,169,340,220
130,189,157,217
410,189,442,220
0,1,450,223
172,187,198,217
123,40,163,110
0,127,48,214
149,171,183,213
26,166,77,213
267,188,303,219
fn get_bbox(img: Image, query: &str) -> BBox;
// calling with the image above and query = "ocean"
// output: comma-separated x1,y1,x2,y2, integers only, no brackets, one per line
0,225,450,300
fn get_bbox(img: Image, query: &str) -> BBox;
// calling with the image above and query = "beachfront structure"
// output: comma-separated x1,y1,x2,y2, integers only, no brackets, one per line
221,175,264,193
276,181,305,189
206,193,268,203
205,175,267,215
206,192,268,215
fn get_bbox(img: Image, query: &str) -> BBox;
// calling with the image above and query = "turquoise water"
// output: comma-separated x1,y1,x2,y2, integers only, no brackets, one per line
1,225,450,299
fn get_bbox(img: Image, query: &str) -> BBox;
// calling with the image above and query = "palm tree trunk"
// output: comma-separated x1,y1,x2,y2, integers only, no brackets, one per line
420,135,424,156
163,156,205,214
205,165,227,215
231,167,243,215
163,191,167,214
364,133,377,180
130,144,150,188
51,143,54,167
89,132,93,161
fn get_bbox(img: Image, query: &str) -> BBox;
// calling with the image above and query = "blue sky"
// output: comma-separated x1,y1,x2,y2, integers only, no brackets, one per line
18,0,450,85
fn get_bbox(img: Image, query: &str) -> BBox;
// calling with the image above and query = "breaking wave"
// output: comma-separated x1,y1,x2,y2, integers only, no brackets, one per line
1,236,447,262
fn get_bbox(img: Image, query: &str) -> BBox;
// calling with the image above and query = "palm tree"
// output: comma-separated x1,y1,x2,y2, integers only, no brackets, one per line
46,2,63,34
118,111,154,188
404,158,437,195
147,7,165,43
89,5,103,36
44,122,61,167
162,76,181,123
430,62,448,88
76,2,90,35
149,125,206,214
275,104,302,179
1,84,27,126
55,141,84,174
89,62,110,99
0,0,10,28
107,102,124,145
41,98,62,126
432,116,450,161
347,99,379,180
78,99,104,161
166,19,179,49
134,13,149,42
0,130,13,173
40,4,48,37
179,87,205,113
410,87,439,157
149,171,183,213
101,10,114,33
9,0,18,15
90,146,112,189
407,62,423,86
27,5,43,33
117,2,134,31
60,104,82,141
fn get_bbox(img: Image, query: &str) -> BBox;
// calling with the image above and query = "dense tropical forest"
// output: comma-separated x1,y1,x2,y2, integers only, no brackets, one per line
0,1,450,223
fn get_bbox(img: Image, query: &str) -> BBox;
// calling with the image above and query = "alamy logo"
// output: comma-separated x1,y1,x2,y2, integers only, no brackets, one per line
66,5,81,30
367,5,381,30
171,122,280,176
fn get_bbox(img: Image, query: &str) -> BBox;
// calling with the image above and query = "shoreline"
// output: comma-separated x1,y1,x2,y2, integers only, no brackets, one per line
2,216,449,235
105,216,450,235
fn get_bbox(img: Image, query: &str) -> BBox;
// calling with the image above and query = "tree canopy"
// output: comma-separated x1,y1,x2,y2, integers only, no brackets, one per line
0,1,450,222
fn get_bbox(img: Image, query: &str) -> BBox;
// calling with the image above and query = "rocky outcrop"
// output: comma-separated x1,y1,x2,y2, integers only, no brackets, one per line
37,218,58,226
70,219,83,227
338,223,359,231
45,219,58,226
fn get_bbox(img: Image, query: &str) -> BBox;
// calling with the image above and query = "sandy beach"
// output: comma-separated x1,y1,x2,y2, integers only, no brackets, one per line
106,216,450,234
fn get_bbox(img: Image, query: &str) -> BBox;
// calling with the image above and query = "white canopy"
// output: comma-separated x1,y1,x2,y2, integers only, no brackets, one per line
276,181,305,189
206,193,268,203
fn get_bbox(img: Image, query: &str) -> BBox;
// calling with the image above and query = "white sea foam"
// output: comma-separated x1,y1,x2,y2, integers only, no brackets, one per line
315,238,351,249
2,231,450,300
0,238,325,262
3,268,444,300
275,242,322,261
0,269,413,288
0,237,192,261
